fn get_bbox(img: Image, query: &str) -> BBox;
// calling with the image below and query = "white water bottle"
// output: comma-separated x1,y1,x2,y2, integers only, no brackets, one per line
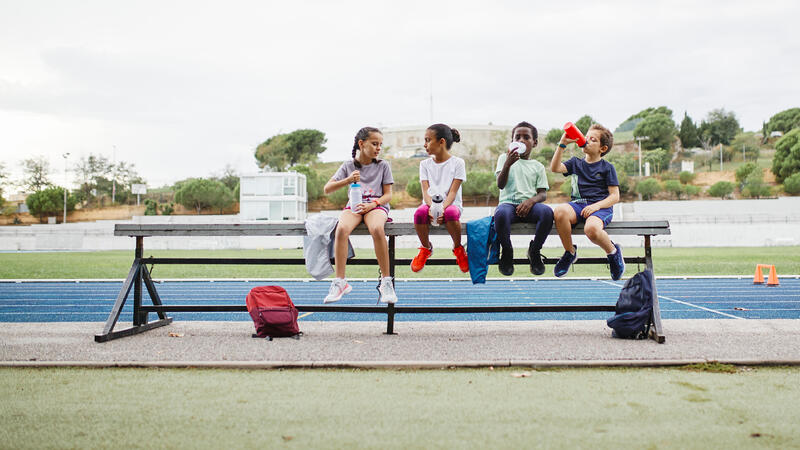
430,193,444,226
349,183,362,213
509,141,525,153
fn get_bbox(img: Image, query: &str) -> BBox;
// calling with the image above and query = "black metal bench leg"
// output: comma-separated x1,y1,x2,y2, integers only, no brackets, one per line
385,235,397,335
644,235,666,343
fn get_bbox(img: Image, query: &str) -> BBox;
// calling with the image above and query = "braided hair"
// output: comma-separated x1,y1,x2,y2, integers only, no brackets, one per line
427,123,461,149
352,126,382,168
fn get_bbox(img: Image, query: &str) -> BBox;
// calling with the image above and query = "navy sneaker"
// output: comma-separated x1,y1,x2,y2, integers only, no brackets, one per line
499,248,514,276
554,245,577,277
528,240,545,275
608,242,625,281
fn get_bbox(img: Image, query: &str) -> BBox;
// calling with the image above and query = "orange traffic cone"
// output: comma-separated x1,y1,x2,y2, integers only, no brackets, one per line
753,264,766,284
767,265,780,286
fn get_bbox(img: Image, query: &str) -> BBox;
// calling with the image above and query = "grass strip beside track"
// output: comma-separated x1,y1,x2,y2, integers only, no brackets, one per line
1,367,799,448
1,246,799,279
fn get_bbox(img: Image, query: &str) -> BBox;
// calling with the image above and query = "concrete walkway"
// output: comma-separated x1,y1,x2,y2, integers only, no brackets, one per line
2,320,799,368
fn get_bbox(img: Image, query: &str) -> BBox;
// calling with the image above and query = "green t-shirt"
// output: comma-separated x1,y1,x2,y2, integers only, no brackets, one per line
495,154,549,205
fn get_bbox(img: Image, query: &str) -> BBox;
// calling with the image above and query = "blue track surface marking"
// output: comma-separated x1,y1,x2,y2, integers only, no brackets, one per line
1,278,798,322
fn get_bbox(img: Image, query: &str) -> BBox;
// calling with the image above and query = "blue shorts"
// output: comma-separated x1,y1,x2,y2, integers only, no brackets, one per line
568,201,613,228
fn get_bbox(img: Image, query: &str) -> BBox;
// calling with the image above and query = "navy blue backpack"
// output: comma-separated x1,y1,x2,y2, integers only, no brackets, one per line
607,270,654,339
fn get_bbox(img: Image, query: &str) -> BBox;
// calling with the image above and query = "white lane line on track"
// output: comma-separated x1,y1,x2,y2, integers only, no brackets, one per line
598,279,745,320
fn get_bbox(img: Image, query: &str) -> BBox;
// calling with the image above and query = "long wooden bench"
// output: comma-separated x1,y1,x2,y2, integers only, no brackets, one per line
96,220,669,343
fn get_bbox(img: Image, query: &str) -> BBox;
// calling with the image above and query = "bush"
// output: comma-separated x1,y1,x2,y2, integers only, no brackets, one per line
679,171,695,184
783,172,800,195
174,178,235,214
462,171,499,202
708,181,735,199
406,175,422,199
741,171,772,199
684,184,700,197
663,180,683,199
144,199,158,215
772,128,800,182
735,162,758,185
26,187,77,222
635,178,661,200
617,171,632,195
327,185,348,208
160,202,175,215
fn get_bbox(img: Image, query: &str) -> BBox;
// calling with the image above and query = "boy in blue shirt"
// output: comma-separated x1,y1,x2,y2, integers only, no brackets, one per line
549,123,625,280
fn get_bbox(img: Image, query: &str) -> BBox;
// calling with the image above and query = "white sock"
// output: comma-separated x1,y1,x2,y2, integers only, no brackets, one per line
607,248,617,256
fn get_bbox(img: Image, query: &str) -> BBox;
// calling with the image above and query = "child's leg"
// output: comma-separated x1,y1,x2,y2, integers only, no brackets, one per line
552,204,578,252
363,208,390,277
413,204,432,249
525,203,554,251
333,210,363,278
443,205,462,248
493,203,517,251
584,216,615,253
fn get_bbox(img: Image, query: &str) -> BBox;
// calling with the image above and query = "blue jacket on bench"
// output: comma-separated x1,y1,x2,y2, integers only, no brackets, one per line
466,216,500,284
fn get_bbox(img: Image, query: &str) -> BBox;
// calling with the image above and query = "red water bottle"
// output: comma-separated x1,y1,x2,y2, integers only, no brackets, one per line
563,122,587,147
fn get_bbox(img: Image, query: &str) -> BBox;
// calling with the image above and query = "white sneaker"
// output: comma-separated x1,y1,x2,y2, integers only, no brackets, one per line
324,278,351,303
378,277,398,304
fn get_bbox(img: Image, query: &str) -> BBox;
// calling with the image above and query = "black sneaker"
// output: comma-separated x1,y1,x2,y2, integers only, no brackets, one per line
554,245,578,278
528,241,545,275
499,248,514,276
607,242,625,281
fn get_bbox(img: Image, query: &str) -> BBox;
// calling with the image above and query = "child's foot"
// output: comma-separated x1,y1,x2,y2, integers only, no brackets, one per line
378,276,398,304
324,278,351,303
453,245,469,273
607,242,625,281
527,240,545,275
411,245,433,272
499,248,514,276
554,245,578,277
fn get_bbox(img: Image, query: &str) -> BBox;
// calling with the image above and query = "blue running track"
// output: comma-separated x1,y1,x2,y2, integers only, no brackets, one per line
1,278,799,323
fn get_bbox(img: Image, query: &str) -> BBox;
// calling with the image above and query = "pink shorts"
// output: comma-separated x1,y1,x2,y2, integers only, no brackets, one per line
413,204,461,225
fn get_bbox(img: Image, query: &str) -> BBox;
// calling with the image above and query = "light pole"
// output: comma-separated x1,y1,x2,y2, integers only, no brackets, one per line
62,152,70,224
636,136,650,177
112,145,117,204
719,143,723,171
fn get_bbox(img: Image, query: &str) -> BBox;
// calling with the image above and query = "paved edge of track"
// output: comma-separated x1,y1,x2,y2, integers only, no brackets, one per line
2,359,800,369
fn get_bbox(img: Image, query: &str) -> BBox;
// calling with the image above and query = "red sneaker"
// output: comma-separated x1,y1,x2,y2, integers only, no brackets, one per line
411,246,432,272
453,245,469,273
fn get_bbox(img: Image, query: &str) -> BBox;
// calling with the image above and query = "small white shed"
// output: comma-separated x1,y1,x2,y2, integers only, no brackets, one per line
239,172,307,221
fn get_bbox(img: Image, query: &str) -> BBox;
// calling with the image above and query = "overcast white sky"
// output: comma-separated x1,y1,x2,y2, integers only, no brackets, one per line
1,0,798,192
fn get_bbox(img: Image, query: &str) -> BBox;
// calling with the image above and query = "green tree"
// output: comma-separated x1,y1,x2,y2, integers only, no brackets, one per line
771,128,800,182
618,106,673,133
214,165,240,192
462,171,498,205
699,109,741,146
20,156,52,193
606,153,636,175
708,181,735,199
74,154,111,206
575,115,594,134
678,112,699,149
174,178,234,214
663,180,683,199
634,114,676,150
144,199,158,215
679,171,695,184
545,128,563,145
292,165,324,201
783,172,800,195
406,175,422,199
766,108,800,135
684,184,700,197
635,178,661,200
255,129,327,171
735,162,759,185
644,149,670,173
730,132,761,161
741,170,772,199
25,186,76,222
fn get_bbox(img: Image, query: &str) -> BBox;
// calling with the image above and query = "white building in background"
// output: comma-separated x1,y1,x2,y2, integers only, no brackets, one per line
238,172,307,221
381,124,515,161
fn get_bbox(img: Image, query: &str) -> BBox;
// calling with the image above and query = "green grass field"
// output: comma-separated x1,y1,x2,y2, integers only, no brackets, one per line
1,246,798,279
2,366,799,448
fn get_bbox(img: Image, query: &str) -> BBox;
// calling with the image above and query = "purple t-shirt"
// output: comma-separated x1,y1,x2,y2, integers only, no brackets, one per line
333,159,394,210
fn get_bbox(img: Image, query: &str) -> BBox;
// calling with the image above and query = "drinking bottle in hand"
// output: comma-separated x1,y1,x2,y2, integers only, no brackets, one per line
563,122,587,147
349,183,363,213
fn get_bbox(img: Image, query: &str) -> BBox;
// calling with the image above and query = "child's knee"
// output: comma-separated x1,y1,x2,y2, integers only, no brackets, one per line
553,205,570,220
413,205,430,225
443,206,460,223
584,223,603,240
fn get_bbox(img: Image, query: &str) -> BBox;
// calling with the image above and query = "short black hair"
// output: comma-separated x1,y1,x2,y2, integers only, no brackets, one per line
511,121,538,142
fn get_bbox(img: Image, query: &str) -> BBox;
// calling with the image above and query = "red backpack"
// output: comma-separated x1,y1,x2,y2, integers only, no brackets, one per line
245,286,301,339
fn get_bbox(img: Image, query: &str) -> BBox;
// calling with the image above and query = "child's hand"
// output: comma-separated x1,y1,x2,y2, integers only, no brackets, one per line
350,171,361,183
581,204,599,218
516,198,535,217
504,149,520,167
559,133,577,146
